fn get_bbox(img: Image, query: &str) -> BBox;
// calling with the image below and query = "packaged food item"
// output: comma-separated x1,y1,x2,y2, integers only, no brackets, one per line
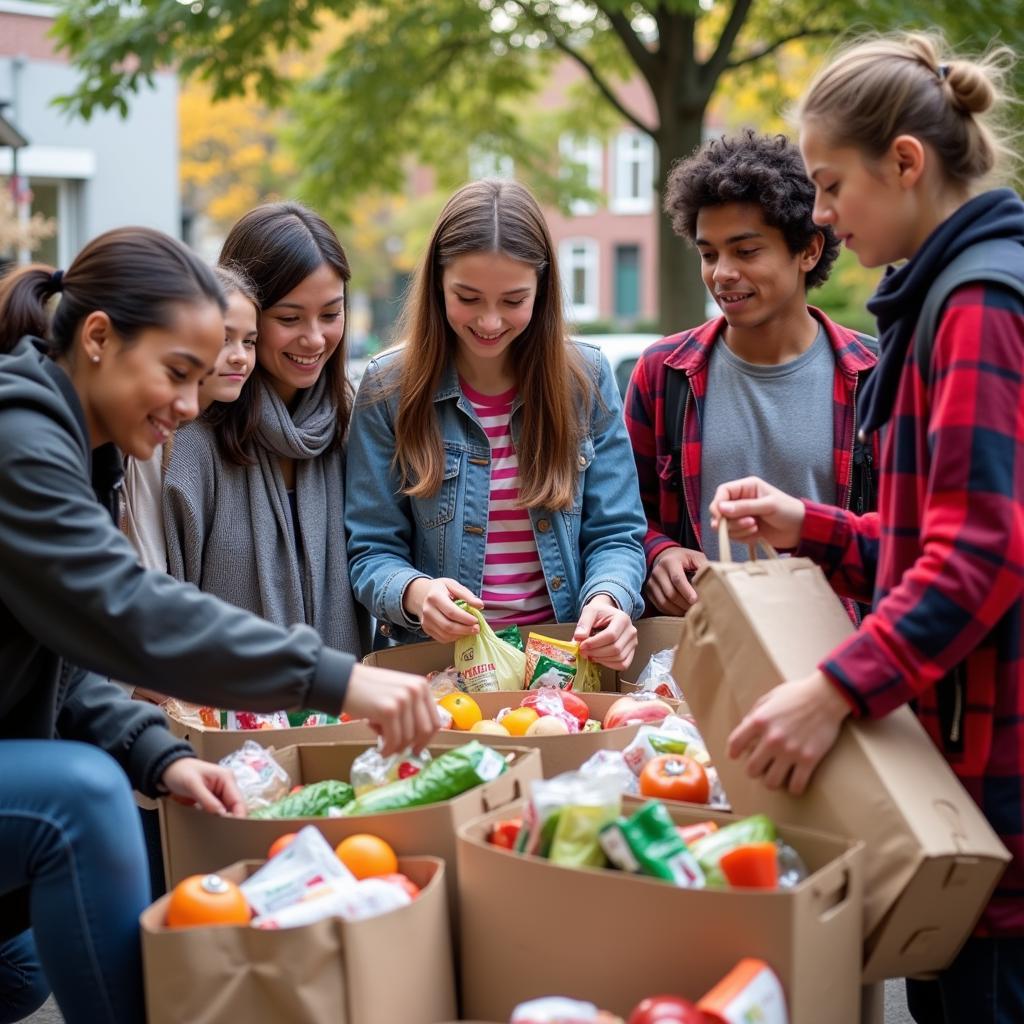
453,602,528,691
524,633,579,682
219,741,291,811
250,779,355,819
519,688,582,733
251,877,411,929
161,699,222,729
690,814,777,888
495,624,525,652
487,818,522,850
578,749,639,796
286,709,341,728
677,820,718,846
225,709,291,731
573,654,602,693
599,801,704,888
634,646,683,700
240,825,356,916
622,717,696,776
517,771,622,867
697,959,788,1024
350,744,432,795
427,666,464,698
528,655,576,690
341,741,507,816
511,997,610,1023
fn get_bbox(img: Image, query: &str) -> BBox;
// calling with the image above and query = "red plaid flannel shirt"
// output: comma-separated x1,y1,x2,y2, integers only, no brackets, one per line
801,283,1024,935
625,308,878,568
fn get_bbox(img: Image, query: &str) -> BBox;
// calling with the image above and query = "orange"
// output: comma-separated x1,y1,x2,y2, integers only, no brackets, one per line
267,833,298,859
335,834,399,879
165,874,251,929
500,706,539,737
438,692,483,731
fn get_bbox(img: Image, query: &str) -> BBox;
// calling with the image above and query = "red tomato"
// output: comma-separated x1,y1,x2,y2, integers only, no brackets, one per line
397,761,420,780
378,873,421,900
628,994,705,1024
639,755,710,804
487,818,522,850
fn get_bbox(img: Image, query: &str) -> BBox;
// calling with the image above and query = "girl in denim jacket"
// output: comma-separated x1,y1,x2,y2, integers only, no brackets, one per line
346,179,647,669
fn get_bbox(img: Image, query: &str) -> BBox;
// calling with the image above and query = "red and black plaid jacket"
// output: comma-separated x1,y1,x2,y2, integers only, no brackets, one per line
625,308,878,569
801,283,1024,936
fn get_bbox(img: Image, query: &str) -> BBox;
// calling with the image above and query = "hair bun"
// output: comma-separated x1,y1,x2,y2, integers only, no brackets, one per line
945,60,996,114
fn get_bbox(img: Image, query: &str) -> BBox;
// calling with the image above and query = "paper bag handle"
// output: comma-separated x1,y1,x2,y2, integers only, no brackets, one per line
717,517,779,563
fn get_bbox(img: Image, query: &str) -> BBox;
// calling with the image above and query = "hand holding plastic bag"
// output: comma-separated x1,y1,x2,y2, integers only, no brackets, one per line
453,602,528,691
219,741,291,811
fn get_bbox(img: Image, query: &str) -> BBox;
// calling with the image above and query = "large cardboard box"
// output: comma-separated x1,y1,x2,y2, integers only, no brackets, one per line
160,740,542,897
140,856,455,1024
676,551,1011,982
363,616,684,693
458,798,865,1024
162,703,377,762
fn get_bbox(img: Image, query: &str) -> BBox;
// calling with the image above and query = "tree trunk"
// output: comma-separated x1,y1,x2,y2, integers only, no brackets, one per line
655,110,706,335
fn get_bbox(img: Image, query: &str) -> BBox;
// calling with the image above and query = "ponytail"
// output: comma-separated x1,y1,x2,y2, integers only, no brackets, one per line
0,264,62,354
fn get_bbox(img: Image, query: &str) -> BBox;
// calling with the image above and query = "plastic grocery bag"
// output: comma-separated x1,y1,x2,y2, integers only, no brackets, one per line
219,741,291,811
453,602,527,691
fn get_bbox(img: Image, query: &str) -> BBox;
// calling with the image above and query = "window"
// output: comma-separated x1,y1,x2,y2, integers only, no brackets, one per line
614,244,641,320
468,145,514,182
611,130,655,214
559,238,599,323
559,134,603,215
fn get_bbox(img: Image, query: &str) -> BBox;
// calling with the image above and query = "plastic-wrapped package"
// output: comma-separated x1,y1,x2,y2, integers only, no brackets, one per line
622,716,698,776
578,749,639,796
519,688,580,733
251,878,411,928
634,646,683,699
427,666,464,698
776,840,810,889
510,997,606,1023
350,744,432,796
218,741,291,811
250,779,355,819
225,709,291,731
454,603,528,691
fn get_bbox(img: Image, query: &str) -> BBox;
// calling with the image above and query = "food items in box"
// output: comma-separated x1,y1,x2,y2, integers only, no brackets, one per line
638,754,710,804
335,834,399,878
166,873,251,929
438,692,483,731
454,602,528,691
219,741,291,811
250,779,354,819
602,695,674,731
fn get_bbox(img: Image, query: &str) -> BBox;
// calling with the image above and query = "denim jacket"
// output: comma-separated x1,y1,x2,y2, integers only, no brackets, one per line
345,341,647,645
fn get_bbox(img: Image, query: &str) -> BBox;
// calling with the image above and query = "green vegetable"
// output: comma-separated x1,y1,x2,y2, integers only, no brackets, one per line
250,779,354,819
341,741,507,816
600,802,704,886
690,814,776,887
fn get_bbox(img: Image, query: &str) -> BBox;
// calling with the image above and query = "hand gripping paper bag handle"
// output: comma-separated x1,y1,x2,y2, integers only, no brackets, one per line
716,517,779,566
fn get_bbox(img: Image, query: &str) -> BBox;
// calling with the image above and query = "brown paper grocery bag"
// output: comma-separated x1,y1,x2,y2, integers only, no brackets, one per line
675,522,1009,982
140,857,455,1024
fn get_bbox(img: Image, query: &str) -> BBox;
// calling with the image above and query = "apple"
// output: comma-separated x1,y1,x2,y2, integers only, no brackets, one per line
602,695,674,731
526,715,570,736
628,994,705,1024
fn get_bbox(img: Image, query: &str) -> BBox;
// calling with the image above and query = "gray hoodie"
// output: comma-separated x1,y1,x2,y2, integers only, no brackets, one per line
0,337,355,796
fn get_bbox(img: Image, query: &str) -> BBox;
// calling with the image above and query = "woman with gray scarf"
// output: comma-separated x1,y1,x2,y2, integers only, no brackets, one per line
164,202,365,658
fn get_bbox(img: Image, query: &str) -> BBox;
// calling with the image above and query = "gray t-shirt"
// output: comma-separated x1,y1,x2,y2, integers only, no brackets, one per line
700,325,836,561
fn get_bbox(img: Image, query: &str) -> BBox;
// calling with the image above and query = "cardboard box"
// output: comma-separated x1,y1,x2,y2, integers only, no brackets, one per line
141,856,455,1024
162,703,378,762
458,798,864,1024
363,616,684,693
160,740,542,898
676,554,1011,982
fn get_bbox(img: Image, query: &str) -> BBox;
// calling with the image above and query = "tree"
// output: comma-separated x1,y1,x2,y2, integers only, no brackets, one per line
0,185,56,259
52,0,1023,332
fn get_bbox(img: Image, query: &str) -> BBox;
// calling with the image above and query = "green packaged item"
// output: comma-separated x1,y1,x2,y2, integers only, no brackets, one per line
341,741,507,816
599,802,704,887
529,655,576,690
495,625,525,652
453,602,528,691
691,813,777,887
573,655,602,693
286,709,341,728
549,803,619,868
250,779,355,819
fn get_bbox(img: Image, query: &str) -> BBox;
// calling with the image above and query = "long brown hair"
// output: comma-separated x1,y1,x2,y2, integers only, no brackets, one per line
799,32,1017,190
215,202,353,465
0,227,224,357
389,179,592,511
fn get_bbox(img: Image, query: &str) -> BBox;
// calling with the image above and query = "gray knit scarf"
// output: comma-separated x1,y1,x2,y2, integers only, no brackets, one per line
249,373,363,656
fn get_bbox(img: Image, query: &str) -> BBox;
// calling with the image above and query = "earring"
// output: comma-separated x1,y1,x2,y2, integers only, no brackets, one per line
90,355,100,364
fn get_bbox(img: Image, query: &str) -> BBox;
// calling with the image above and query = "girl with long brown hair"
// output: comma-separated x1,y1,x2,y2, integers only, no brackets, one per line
346,179,647,669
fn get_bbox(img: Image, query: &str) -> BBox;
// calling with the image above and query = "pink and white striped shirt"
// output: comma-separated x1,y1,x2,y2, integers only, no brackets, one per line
462,379,553,627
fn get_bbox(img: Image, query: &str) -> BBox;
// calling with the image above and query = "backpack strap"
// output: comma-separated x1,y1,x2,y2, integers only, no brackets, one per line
914,238,1024,376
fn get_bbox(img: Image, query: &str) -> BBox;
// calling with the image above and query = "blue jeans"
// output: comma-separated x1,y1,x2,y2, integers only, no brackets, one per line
0,930,48,1023
0,740,151,1023
906,937,1024,1023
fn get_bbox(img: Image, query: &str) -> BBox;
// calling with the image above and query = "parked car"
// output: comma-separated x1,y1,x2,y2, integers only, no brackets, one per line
573,333,663,399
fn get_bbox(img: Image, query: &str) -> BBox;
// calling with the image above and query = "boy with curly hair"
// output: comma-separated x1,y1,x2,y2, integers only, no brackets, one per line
625,130,878,614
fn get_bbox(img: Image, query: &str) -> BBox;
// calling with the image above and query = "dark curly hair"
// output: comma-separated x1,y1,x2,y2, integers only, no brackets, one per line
664,129,840,290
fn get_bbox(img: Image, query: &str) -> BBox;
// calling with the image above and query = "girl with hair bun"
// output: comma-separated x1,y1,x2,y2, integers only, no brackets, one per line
712,32,1024,1021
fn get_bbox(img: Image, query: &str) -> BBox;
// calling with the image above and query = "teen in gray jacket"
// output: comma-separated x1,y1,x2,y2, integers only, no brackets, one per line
0,227,437,1024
